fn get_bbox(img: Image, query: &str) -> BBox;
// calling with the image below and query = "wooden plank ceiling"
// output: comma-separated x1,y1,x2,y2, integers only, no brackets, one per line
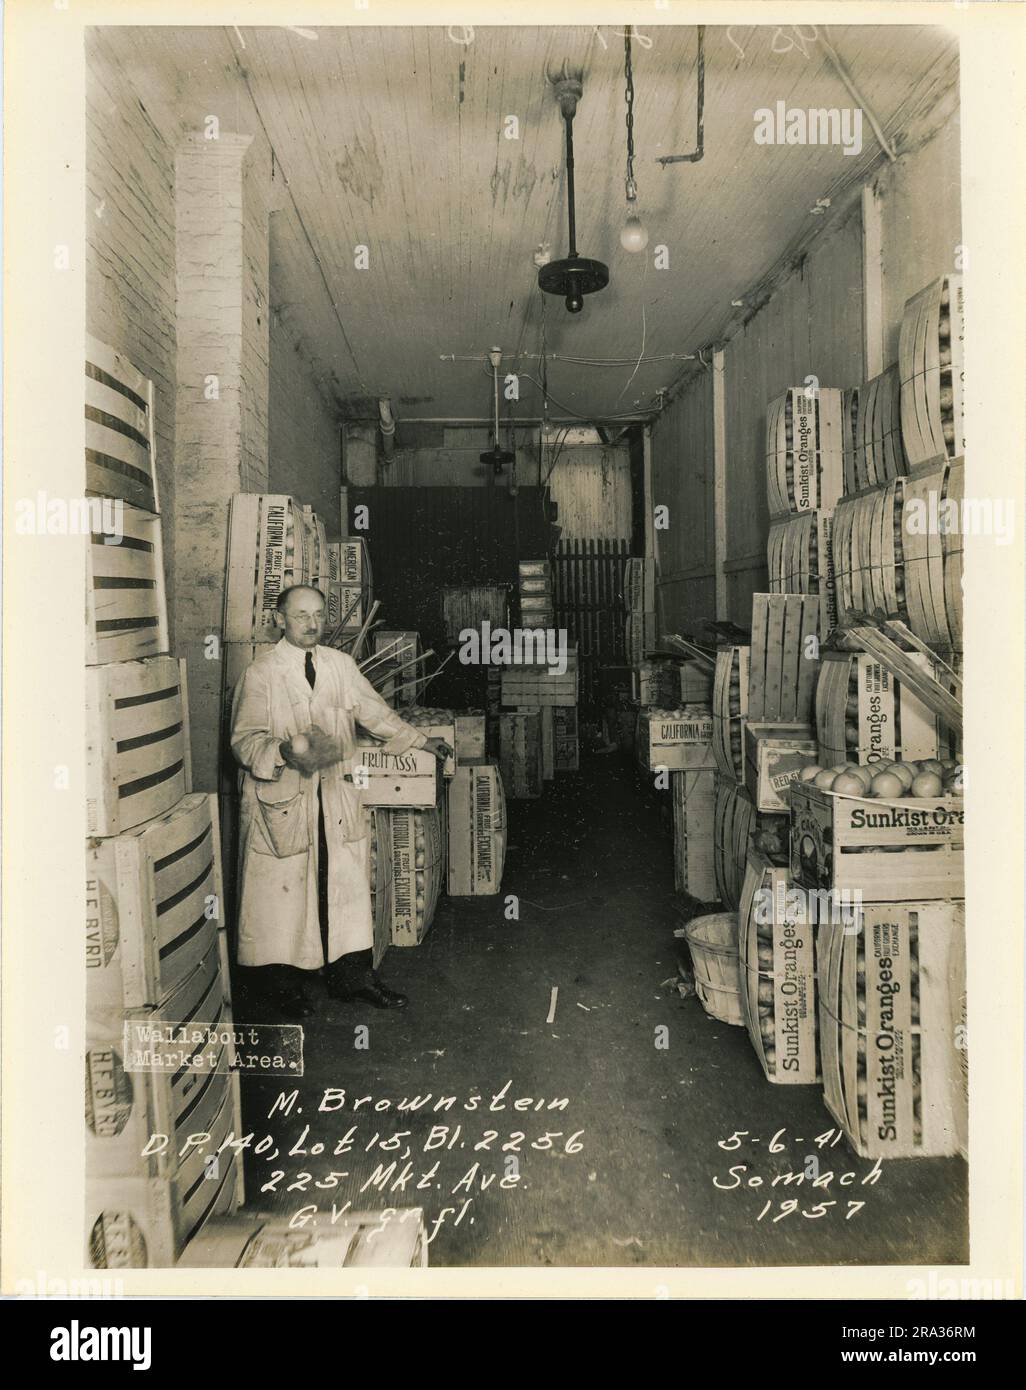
104,23,957,423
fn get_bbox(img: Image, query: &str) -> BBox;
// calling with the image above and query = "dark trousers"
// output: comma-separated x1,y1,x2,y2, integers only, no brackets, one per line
251,787,370,1002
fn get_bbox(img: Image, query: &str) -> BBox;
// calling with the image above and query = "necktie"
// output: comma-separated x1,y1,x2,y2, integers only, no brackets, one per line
305,651,316,690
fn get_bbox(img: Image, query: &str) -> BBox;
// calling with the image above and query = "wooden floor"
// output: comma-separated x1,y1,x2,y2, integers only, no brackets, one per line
236,752,968,1269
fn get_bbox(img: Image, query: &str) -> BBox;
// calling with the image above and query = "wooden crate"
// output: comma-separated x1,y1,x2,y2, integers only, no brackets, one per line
553,706,579,772
625,611,657,666
87,503,169,665
224,494,310,644
840,384,861,497
902,459,964,653
765,386,844,515
440,585,509,644
818,901,965,1158
636,706,715,773
301,505,329,588
744,723,818,813
86,792,224,1012
632,658,678,707
671,768,716,900
679,659,714,706
766,510,836,638
815,650,954,767
790,782,964,901
365,807,393,968
712,645,749,781
354,744,442,808
85,336,159,514
447,759,507,896
87,1160,241,1270
498,711,544,798
623,556,656,612
388,805,445,946
536,705,555,779
899,274,965,466
500,657,578,707
832,462,963,652
747,592,821,724
738,855,819,1084
180,1207,428,1268
88,945,238,1199
850,364,908,493
713,776,755,910
86,656,191,837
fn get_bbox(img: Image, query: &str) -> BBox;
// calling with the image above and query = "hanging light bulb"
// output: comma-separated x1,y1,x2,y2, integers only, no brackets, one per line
620,34,649,253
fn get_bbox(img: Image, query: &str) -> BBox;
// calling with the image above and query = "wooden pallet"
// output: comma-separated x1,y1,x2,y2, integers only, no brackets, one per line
899,275,965,466
86,656,191,837
85,336,159,514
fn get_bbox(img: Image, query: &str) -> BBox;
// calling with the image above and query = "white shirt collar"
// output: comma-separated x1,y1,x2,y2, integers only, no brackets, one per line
278,638,318,669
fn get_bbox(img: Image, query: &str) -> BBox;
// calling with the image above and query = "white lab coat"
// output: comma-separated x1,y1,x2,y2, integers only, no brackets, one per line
230,640,427,968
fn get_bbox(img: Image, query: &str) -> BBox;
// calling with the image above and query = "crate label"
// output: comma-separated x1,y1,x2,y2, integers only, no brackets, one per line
86,876,119,969
85,1047,134,1138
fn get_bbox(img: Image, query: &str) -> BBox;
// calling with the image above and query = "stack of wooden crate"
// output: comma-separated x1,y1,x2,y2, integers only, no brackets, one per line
85,338,243,1270
764,385,846,639
624,556,657,672
517,558,554,629
832,275,964,660
499,641,580,788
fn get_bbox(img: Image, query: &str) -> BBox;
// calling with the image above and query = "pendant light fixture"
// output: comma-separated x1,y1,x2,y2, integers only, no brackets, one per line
538,72,609,314
479,347,515,476
620,32,649,252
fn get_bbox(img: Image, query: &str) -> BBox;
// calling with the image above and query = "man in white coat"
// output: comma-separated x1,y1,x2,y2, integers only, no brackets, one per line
230,584,450,1018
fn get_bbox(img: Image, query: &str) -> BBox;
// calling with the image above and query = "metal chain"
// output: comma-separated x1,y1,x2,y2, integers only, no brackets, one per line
624,32,636,201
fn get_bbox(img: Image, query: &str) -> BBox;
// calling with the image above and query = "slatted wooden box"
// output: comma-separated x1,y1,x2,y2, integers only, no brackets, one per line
672,767,716,900
86,792,224,1013
354,744,442,808
738,855,819,1084
840,385,860,497
447,758,507,896
626,611,657,666
365,806,393,968
766,509,837,639
765,387,844,515
498,711,544,799
818,901,965,1158
747,592,821,725
815,650,954,767
899,274,965,467
440,585,509,644
85,336,159,515
849,364,908,493
87,930,235,1183
712,645,750,781
388,805,446,946
713,776,755,911
86,656,191,837
832,460,963,652
180,1208,428,1268
225,494,311,644
87,504,169,665
636,706,715,773
301,505,329,588
553,705,580,772
744,723,819,813
87,1160,241,1270
790,782,964,902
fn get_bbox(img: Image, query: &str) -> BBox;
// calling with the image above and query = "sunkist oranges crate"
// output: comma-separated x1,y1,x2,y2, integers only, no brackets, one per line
847,363,908,493
765,386,845,516
815,649,956,767
818,901,965,1158
737,854,819,1085
766,510,837,639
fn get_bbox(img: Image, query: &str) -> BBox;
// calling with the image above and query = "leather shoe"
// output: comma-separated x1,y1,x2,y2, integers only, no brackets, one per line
279,991,315,1021
328,977,408,1010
